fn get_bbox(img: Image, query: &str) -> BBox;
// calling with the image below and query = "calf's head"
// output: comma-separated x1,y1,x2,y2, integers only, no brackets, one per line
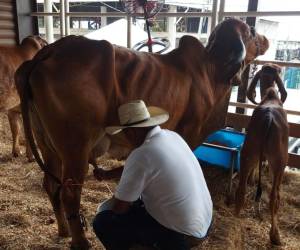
260,63,281,83
206,18,269,85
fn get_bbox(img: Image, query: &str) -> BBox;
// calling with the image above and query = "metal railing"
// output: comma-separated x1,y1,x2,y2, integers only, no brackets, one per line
229,102,300,116
31,0,300,167
254,60,300,68
31,0,218,45
31,0,300,110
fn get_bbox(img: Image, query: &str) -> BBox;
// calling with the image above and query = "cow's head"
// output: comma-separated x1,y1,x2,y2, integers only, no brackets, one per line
21,35,48,50
206,18,269,85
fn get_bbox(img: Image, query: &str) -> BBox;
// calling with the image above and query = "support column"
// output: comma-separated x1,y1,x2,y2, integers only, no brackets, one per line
59,0,65,37
218,0,225,23
15,0,38,43
44,0,54,43
236,0,259,114
167,5,177,48
210,0,218,32
127,15,131,48
197,15,204,37
100,6,107,27
64,0,70,36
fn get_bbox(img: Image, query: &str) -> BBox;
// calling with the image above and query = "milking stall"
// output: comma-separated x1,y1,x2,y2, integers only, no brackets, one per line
0,0,300,249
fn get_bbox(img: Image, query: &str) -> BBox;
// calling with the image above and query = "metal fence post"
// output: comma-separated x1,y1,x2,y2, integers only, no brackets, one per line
44,0,54,43
218,0,225,23
59,0,65,37
127,15,131,49
211,0,219,32
64,0,70,36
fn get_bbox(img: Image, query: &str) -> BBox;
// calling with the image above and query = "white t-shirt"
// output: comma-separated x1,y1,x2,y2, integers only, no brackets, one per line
115,126,213,238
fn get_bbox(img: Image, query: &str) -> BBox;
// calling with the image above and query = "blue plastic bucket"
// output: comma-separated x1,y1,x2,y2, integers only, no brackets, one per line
193,129,245,171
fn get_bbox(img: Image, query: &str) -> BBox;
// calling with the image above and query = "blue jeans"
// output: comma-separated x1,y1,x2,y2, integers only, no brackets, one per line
93,200,191,250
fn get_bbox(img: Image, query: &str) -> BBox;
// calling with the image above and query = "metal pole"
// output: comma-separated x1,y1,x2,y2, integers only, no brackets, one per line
59,0,65,37
219,11,300,17
246,0,259,26
100,6,107,27
218,0,225,23
64,0,70,36
227,151,236,197
44,0,54,43
167,5,177,49
236,0,259,115
127,15,131,48
210,0,219,32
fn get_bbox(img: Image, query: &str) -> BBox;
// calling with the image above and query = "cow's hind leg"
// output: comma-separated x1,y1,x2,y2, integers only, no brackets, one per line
43,162,70,237
235,148,259,215
32,114,70,237
61,154,90,249
269,161,285,245
8,108,22,157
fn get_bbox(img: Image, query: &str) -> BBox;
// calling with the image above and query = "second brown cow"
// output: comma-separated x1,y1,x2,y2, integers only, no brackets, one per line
0,36,47,159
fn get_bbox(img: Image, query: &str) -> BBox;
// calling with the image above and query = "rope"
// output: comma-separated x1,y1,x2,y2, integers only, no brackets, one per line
249,62,258,80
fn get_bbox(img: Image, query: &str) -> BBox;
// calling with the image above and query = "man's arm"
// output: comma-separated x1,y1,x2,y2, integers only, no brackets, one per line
93,166,124,181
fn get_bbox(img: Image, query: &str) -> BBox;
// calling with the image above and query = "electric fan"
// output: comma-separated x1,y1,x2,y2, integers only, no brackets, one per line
120,0,170,53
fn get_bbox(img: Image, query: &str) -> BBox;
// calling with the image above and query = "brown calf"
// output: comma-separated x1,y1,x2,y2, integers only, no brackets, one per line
0,36,47,159
235,87,289,245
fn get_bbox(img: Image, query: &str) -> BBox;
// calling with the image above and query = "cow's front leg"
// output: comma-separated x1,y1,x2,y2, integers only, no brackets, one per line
62,159,90,249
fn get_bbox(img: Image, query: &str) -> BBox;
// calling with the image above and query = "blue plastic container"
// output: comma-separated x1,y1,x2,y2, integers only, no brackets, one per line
193,129,245,171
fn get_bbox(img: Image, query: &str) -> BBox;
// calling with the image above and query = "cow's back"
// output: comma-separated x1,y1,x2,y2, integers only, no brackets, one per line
28,36,212,148
245,103,288,161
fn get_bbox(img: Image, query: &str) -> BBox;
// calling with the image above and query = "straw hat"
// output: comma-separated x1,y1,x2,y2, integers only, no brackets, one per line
105,100,169,135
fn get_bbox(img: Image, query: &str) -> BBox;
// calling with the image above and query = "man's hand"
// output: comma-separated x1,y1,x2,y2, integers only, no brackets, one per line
93,166,124,181
93,167,107,181
112,196,132,214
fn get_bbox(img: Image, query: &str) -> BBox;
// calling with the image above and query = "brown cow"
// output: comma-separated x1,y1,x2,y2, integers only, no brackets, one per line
16,19,268,249
247,63,287,104
235,87,288,245
0,36,47,160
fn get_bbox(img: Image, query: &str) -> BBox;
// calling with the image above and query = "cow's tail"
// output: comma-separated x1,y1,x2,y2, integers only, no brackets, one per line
15,59,62,187
255,109,273,202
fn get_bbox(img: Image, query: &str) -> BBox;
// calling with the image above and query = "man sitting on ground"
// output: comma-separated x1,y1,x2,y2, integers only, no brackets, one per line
93,100,213,250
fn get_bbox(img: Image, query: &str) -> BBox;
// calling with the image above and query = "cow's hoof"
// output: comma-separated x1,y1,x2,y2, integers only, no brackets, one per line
234,206,242,217
270,229,281,245
255,213,263,222
70,239,91,250
27,156,35,163
58,227,70,238
12,149,22,157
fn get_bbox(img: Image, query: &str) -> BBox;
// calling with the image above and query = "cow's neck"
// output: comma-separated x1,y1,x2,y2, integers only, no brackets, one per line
194,64,232,142
207,63,232,104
